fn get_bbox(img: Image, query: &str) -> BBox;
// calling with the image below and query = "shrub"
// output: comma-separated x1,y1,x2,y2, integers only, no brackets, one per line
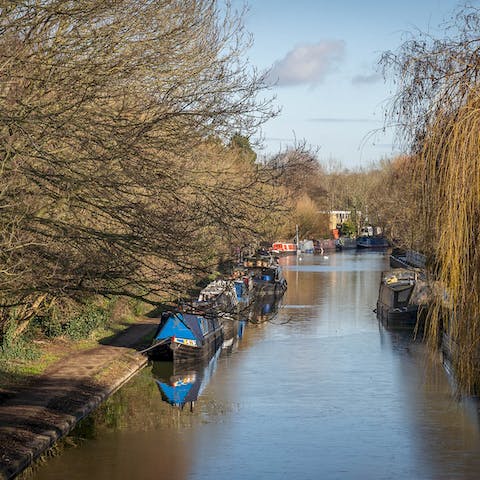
0,321,39,361
64,305,110,340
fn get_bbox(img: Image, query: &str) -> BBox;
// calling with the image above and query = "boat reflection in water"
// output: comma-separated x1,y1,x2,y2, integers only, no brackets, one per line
151,293,282,411
220,316,246,353
249,295,282,324
151,348,222,411
151,317,247,411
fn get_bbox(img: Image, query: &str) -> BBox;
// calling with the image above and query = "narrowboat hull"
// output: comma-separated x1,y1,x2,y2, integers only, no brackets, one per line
390,249,426,270
376,301,419,329
356,236,389,248
147,327,223,363
147,311,224,364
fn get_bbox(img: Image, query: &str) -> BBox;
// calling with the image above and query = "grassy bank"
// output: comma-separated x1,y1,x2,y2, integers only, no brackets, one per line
0,297,151,394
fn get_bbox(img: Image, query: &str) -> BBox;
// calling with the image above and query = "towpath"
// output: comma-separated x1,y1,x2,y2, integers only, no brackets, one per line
0,317,159,480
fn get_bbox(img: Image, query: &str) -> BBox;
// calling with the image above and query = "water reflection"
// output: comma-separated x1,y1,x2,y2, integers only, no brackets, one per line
151,293,283,411
248,295,282,324
221,317,246,353
152,313,250,411
29,251,480,480
381,327,480,479
152,348,222,411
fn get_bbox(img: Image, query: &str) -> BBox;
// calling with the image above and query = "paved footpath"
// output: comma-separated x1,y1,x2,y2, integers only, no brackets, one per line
0,318,159,480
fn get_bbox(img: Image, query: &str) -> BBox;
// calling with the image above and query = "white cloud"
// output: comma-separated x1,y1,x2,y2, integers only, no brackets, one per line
267,41,345,87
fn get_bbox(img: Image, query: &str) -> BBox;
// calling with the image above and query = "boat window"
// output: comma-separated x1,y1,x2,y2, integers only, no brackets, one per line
396,288,412,306
199,317,209,335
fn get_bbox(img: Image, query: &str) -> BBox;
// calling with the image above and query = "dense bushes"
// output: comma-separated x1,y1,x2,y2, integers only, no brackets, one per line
35,304,110,341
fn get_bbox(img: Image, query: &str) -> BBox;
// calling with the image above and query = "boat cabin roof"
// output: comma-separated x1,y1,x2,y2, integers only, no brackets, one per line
156,311,214,343
243,254,278,268
382,269,417,287
379,271,416,307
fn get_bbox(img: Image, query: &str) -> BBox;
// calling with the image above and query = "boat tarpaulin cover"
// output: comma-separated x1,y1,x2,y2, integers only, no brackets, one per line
155,312,204,343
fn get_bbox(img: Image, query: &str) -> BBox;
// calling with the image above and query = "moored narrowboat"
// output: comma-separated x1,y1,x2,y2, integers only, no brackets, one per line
298,239,314,254
243,254,287,297
389,248,426,270
195,279,239,313
270,242,297,255
146,311,223,362
376,269,421,329
252,265,287,296
357,236,390,248
233,277,253,305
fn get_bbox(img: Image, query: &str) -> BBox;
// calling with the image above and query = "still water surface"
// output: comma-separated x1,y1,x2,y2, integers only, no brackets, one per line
33,251,480,479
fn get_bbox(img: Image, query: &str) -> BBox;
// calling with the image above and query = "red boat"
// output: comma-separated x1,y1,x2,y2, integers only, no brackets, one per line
270,242,297,255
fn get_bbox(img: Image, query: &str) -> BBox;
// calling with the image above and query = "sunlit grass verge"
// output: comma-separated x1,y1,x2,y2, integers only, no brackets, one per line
0,297,150,388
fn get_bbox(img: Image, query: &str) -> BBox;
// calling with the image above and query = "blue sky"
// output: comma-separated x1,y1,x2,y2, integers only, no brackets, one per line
238,0,465,168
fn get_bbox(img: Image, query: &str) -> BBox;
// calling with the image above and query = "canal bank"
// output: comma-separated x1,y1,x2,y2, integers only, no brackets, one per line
7,252,480,480
23,251,480,480
0,317,159,480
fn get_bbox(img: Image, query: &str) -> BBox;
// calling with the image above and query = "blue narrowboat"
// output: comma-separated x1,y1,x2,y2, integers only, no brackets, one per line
233,274,253,309
356,236,390,248
147,311,223,362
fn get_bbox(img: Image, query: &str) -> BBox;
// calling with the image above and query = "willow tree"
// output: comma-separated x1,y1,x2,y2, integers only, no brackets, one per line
382,6,480,393
0,0,277,334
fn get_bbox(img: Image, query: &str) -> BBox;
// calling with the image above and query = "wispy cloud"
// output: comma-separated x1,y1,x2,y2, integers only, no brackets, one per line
267,41,345,88
308,117,381,124
351,73,382,85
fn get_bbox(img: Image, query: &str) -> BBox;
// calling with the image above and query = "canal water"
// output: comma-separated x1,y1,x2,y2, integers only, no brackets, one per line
31,251,480,480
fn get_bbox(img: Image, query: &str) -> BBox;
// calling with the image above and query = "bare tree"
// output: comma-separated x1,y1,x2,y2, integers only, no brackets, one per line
0,1,278,334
